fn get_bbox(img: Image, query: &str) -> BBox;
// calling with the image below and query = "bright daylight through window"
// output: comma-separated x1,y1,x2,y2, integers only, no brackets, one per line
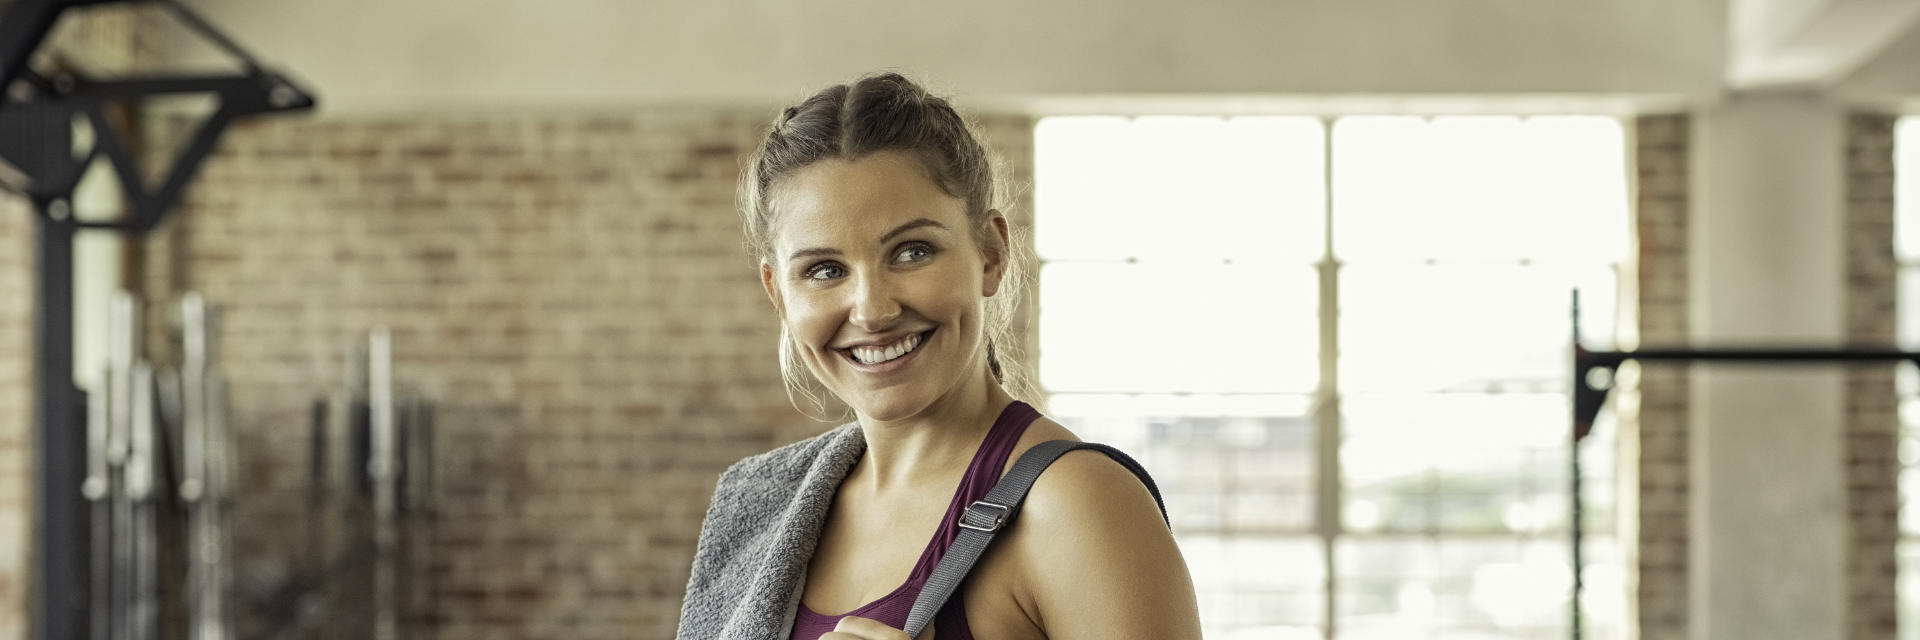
1035,114,1630,639
1893,116,1920,640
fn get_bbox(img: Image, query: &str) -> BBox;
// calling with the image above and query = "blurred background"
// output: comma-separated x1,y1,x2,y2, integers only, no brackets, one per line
4,0,1920,639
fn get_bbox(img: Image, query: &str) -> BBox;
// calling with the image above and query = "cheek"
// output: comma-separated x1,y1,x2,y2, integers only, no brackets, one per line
779,290,837,345
906,264,985,326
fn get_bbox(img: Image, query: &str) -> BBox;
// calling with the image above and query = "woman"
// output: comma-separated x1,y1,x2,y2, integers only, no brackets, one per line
676,73,1202,640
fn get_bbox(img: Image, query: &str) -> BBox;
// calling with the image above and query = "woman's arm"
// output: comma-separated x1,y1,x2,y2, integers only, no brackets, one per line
1015,449,1203,640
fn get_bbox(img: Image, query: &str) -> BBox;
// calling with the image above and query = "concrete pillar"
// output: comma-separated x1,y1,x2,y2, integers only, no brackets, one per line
1690,93,1847,640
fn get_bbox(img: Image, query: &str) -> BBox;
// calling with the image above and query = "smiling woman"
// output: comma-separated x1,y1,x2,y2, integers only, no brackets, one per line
674,73,1203,640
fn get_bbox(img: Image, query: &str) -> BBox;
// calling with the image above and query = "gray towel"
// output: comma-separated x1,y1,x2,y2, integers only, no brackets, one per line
676,423,867,640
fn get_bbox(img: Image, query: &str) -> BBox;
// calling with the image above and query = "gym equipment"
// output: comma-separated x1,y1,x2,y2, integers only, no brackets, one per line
1566,290,1920,640
177,293,235,640
0,2,315,638
249,329,435,640
81,291,237,640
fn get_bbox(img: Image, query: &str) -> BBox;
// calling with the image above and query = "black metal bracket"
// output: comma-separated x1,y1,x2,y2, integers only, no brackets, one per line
0,2,314,639
0,0,315,230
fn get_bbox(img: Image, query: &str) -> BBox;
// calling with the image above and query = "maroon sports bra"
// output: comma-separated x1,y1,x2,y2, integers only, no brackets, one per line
787,400,1042,640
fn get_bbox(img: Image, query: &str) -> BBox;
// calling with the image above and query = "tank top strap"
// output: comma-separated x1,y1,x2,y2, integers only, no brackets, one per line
907,400,1041,583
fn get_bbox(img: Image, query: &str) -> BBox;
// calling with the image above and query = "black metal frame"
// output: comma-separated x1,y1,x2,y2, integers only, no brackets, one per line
1566,290,1920,639
0,1,312,638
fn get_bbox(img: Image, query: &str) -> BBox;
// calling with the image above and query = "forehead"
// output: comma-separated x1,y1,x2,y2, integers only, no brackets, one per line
768,151,967,253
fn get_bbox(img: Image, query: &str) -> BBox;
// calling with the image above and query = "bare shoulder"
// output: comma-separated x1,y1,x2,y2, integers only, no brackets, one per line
999,422,1204,640
1003,415,1152,528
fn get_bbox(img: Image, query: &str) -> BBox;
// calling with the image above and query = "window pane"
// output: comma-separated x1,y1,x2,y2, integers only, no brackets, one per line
1035,116,1326,263
1898,116,1920,640
1906,467,1920,537
1339,263,1619,393
1040,261,1317,394
1896,118,1920,261
1183,535,1326,637
1904,541,1920,640
1337,537,1575,638
1332,116,1629,263
1343,394,1582,535
1578,538,1630,640
1052,404,1315,533
1902,269,1920,350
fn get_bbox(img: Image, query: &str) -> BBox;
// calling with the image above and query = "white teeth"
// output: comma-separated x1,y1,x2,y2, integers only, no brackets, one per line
851,332,923,365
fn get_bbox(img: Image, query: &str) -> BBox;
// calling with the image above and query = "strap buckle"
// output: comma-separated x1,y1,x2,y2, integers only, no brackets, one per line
958,500,1011,533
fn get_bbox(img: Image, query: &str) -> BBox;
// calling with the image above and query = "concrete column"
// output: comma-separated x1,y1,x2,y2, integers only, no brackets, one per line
1689,93,1847,640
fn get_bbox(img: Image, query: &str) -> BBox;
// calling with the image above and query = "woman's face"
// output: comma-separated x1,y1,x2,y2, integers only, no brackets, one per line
761,151,1005,423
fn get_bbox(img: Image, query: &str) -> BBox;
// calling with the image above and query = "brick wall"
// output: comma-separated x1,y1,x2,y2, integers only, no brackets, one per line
1633,113,1691,640
0,190,33,640
140,110,1036,637
1844,112,1899,640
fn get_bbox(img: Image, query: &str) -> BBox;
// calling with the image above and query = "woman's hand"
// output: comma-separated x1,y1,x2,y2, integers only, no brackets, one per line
818,616,912,640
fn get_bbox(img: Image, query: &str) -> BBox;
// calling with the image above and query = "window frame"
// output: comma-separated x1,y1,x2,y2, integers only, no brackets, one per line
1034,114,1630,639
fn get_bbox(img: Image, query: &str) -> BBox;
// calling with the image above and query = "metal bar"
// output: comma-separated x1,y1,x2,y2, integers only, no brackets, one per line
107,294,135,640
308,399,328,582
0,0,66,96
1573,345,1920,440
61,73,315,117
140,107,233,230
180,294,209,640
34,205,87,640
206,374,233,640
62,76,274,102
83,367,109,640
1584,347,1920,364
84,104,151,222
1570,291,1584,640
128,362,156,640
369,329,398,640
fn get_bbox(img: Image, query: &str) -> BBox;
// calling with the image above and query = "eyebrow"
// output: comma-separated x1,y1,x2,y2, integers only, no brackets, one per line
786,218,949,262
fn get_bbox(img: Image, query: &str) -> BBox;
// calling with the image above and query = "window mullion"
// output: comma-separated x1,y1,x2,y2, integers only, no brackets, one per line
1316,115,1341,640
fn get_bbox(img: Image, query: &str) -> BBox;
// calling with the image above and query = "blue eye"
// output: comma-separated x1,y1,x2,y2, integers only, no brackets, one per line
896,242,934,263
804,263,845,281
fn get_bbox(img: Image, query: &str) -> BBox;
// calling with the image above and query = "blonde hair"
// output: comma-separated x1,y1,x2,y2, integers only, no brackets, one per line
738,73,1033,421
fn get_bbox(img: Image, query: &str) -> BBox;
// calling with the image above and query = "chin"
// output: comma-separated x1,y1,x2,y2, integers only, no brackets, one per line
847,389,935,423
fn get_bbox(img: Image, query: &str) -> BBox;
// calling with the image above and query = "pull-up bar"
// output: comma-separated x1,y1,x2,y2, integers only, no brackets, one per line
1565,290,1920,640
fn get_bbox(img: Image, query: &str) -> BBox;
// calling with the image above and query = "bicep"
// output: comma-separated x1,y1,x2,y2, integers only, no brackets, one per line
1015,451,1202,640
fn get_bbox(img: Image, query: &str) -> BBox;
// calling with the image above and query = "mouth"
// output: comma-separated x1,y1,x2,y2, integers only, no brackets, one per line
838,328,936,373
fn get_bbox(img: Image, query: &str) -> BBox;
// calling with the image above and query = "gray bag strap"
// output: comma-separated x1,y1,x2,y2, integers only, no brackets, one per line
901,439,1168,638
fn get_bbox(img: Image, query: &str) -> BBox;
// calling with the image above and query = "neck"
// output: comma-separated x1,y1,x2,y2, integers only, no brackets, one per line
851,371,1014,494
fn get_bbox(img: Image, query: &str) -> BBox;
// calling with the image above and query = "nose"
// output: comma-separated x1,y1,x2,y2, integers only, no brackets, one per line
847,271,902,331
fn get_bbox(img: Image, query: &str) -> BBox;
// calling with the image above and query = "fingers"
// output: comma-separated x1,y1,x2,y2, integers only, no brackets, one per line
826,615,912,640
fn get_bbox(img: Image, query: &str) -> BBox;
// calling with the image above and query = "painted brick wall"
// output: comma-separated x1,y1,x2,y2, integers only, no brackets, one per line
140,110,1036,637
1844,111,1899,640
1633,113,1691,640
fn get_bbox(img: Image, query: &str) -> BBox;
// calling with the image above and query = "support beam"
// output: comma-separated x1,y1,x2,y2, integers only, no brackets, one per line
1728,0,1920,89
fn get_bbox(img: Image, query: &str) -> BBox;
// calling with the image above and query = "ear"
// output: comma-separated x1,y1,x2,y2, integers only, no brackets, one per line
760,261,785,317
981,211,1010,297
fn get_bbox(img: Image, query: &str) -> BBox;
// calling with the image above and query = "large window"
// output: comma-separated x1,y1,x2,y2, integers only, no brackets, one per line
1894,116,1920,640
1035,115,1629,639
